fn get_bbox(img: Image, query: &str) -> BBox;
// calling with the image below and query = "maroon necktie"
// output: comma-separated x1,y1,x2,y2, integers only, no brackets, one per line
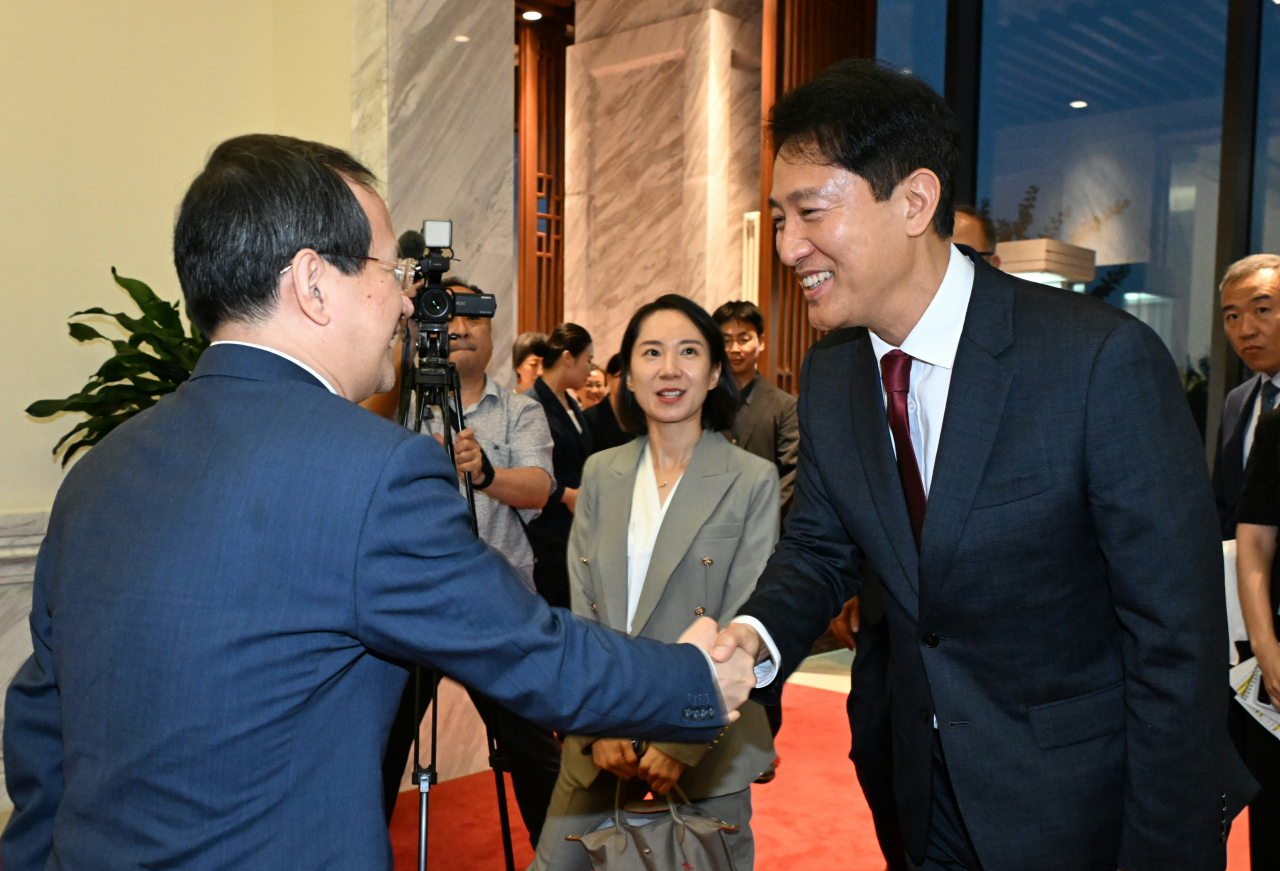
880,350,927,548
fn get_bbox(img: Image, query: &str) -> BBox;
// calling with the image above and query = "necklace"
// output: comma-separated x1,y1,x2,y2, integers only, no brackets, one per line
658,481,668,488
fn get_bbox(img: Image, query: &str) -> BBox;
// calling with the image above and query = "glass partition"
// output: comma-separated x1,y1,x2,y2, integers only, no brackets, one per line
976,0,1228,392
1254,1,1280,254
875,0,947,95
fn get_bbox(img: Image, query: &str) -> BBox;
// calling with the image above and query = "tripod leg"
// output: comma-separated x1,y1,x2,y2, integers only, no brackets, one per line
487,724,517,871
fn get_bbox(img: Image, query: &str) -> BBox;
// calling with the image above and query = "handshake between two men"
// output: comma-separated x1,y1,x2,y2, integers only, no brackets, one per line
676,616,761,722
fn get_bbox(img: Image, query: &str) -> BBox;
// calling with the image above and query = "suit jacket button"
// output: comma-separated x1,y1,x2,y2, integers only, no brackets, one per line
683,706,693,719
919,707,931,724
702,558,713,566
922,633,940,648
694,607,705,616
590,604,598,613
580,557,589,565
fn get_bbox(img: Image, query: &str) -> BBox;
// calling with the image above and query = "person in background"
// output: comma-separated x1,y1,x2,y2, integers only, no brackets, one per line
523,325,594,608
513,331,547,393
1222,254,1280,871
381,278,562,848
531,295,779,871
951,205,1001,268
584,353,635,455
578,363,607,410
712,301,799,508
1215,254,1280,539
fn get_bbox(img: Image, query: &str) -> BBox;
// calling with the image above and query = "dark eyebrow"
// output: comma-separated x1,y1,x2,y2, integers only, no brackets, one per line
769,187,830,210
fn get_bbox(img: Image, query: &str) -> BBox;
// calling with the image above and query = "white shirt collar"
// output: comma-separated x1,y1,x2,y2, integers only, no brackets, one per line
868,244,975,369
209,341,337,394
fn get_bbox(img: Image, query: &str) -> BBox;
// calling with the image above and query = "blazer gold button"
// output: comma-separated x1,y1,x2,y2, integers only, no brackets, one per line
590,604,598,612
694,607,705,616
702,558,713,566
580,557,589,565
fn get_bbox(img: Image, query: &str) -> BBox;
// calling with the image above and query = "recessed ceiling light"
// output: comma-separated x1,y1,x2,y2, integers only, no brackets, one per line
454,34,470,42
522,10,543,20
1069,100,1088,109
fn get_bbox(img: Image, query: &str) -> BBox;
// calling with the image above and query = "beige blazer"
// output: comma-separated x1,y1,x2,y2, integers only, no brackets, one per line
562,430,780,799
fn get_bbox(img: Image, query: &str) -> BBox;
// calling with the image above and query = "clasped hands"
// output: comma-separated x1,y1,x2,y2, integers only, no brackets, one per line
591,738,685,795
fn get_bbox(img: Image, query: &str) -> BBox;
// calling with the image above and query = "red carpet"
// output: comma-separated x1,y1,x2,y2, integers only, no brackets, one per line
391,683,1253,869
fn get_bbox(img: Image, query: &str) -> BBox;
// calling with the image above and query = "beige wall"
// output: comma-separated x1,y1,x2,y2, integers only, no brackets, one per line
0,0,353,513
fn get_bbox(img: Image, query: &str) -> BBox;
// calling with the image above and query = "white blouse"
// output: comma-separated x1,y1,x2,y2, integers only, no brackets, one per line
625,438,684,633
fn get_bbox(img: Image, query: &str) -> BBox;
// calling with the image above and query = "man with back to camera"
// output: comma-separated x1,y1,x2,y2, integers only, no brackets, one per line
711,59,1255,870
381,276,563,846
712,301,799,509
824,200,999,871
0,134,757,871
1214,254,1280,540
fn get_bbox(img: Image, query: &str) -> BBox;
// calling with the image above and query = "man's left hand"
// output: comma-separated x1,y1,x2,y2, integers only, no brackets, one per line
435,429,485,485
637,745,685,796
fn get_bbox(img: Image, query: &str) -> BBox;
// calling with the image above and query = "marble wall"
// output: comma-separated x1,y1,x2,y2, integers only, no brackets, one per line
564,0,762,359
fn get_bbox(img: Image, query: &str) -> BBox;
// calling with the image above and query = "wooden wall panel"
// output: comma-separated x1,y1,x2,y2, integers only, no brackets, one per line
517,20,569,334
758,0,876,392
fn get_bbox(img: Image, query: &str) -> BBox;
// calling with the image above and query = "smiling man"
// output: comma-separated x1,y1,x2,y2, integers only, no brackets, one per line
711,60,1254,871
1,134,757,871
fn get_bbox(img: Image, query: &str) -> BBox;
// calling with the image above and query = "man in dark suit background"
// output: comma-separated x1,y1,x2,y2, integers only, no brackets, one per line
713,60,1254,870
1,134,756,871
713,301,800,510
1213,254,1280,539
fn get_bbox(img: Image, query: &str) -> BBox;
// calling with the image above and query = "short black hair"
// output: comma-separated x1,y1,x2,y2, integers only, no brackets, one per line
605,353,623,377
954,204,996,252
711,300,765,336
616,295,740,435
769,58,959,237
173,134,378,335
533,324,593,370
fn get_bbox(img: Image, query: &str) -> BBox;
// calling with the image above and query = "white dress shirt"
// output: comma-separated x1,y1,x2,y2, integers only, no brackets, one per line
626,439,683,632
735,245,976,687
209,341,337,394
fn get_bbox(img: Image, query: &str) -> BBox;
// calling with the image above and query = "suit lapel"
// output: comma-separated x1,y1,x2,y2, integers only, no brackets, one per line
917,272,1014,621
594,443,641,631
1227,377,1262,470
630,432,739,636
733,375,765,448
848,332,921,596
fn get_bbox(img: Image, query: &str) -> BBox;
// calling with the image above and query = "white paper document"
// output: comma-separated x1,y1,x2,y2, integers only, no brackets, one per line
1231,657,1280,740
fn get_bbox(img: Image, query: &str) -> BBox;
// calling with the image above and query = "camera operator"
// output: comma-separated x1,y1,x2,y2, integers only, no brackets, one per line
382,278,564,847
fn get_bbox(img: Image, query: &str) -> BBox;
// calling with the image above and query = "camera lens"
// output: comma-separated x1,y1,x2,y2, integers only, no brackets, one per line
420,287,450,320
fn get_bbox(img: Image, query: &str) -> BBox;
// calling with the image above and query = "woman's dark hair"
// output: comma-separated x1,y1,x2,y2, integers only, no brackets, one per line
173,134,378,335
616,295,740,435
533,323,593,370
769,58,959,237
512,331,547,370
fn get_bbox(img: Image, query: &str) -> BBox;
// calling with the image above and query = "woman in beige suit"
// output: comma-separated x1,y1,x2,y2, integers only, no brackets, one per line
530,295,780,871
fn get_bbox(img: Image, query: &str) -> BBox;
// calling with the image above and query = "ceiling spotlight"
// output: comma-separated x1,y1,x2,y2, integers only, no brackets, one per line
454,34,470,42
1069,100,1088,109
522,10,543,20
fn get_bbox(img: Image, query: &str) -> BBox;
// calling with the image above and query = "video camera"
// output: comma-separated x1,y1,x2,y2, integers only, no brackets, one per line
410,219,497,328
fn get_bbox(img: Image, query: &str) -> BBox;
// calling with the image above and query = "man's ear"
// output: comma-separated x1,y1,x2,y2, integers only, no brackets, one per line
900,169,942,239
282,249,333,327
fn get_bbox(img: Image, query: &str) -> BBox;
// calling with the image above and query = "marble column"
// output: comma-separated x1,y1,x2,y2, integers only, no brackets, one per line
564,0,762,358
351,0,514,785
353,0,517,388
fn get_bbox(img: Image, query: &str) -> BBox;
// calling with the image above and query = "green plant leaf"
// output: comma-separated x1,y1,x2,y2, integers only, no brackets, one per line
68,322,107,343
26,398,73,417
112,269,183,333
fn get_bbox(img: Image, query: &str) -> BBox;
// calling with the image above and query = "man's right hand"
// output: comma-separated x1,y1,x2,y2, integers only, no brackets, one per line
830,596,860,650
591,738,639,780
679,617,753,719
1257,643,1280,708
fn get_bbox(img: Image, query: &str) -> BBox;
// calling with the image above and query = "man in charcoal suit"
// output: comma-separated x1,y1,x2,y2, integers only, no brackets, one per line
712,59,1255,871
1213,254,1280,540
1,134,754,871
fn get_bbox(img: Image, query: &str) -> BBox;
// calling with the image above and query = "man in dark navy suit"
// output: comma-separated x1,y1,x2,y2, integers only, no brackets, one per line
1213,254,1280,539
1,135,755,871
712,60,1254,871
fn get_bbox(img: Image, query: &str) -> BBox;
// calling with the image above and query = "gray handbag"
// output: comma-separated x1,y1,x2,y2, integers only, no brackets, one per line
567,782,740,871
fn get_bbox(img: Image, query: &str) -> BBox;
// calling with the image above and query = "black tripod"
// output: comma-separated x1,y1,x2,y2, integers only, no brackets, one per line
397,323,517,871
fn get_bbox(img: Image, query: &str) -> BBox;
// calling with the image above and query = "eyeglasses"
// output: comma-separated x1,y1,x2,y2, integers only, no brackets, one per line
279,255,419,295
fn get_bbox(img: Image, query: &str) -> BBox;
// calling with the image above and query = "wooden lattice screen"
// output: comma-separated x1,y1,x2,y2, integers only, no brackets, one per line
758,0,877,393
516,19,569,334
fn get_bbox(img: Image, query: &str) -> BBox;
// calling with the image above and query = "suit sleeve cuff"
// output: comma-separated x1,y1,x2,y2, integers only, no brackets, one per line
692,646,729,718
729,616,781,687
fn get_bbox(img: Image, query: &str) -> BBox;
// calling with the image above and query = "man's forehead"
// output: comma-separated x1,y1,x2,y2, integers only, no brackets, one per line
721,319,757,335
769,157,860,207
1224,269,1280,304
